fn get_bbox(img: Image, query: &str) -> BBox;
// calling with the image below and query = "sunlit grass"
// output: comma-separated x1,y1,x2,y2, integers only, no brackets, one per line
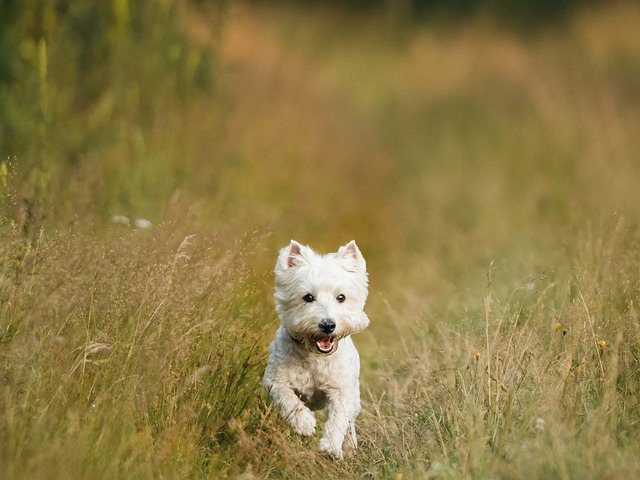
2,1,640,478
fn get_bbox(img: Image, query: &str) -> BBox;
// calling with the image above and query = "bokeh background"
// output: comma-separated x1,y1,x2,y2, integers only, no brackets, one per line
2,1,640,478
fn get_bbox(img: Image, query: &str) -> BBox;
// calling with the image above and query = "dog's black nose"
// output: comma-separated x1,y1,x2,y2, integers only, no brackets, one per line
319,318,336,334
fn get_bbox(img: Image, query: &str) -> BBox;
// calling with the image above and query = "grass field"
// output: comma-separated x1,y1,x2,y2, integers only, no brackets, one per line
2,1,640,478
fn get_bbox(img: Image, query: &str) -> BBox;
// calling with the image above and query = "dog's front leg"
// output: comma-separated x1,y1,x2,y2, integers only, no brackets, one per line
266,383,316,437
319,394,356,460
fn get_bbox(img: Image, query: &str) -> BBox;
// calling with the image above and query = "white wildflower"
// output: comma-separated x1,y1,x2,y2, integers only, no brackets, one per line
111,215,130,226
133,218,152,229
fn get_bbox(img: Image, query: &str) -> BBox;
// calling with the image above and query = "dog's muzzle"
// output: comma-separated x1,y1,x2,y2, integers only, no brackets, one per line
312,335,337,354
288,331,338,355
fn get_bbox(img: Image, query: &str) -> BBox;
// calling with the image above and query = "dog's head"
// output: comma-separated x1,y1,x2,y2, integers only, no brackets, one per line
274,240,369,355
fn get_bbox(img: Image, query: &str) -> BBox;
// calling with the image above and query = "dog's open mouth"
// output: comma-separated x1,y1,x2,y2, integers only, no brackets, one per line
313,336,335,354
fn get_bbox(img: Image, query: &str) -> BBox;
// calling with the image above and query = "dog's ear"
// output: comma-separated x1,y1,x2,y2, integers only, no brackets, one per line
286,241,304,268
277,240,309,270
338,240,366,273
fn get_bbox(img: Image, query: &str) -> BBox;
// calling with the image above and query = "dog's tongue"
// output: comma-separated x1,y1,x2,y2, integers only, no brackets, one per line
316,337,333,352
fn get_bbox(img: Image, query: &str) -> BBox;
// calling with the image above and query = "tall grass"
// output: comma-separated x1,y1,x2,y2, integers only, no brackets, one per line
2,1,640,478
0,205,270,478
389,219,640,478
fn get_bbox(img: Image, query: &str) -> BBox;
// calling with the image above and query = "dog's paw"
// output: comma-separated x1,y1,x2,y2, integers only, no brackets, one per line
319,438,344,460
289,408,316,437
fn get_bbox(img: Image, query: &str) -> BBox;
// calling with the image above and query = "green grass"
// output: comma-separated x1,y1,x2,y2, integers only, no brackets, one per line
2,1,640,478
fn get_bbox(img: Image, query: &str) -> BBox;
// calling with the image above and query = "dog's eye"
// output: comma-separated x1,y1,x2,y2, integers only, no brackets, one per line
302,293,315,303
336,294,346,303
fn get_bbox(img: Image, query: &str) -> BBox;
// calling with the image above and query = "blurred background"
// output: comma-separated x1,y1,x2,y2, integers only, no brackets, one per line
4,0,640,306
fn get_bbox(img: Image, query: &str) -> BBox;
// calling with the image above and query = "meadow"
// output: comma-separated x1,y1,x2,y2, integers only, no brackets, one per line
1,1,640,478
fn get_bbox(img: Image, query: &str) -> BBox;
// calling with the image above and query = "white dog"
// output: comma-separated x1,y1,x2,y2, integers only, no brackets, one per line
263,240,370,459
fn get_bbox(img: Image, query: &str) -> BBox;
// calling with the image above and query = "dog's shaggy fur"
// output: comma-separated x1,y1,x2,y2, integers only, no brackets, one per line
263,240,370,459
